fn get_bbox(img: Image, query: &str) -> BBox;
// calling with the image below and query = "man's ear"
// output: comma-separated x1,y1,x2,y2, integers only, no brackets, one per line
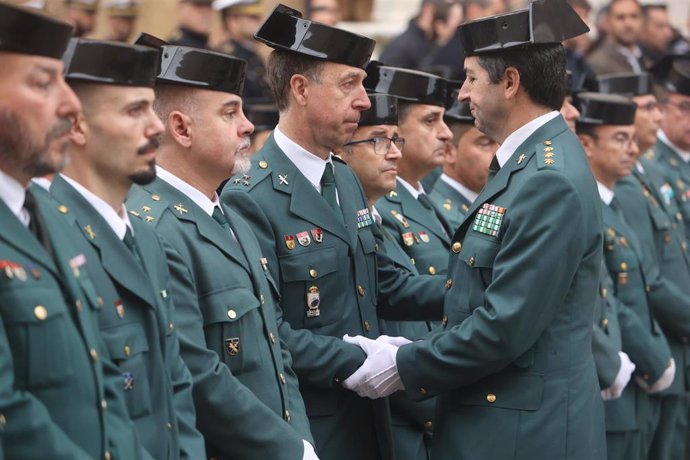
168,110,193,148
578,134,595,159
290,74,311,107
68,113,87,147
502,66,521,101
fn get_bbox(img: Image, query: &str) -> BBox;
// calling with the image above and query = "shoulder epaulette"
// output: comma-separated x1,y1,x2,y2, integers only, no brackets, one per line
223,158,271,192
536,139,563,171
127,193,168,226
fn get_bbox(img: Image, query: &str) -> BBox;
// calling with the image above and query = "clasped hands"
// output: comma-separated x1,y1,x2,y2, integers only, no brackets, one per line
341,335,411,399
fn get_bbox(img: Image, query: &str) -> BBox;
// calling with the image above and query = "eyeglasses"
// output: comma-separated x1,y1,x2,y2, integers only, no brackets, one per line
345,136,405,155
664,101,690,113
610,133,638,150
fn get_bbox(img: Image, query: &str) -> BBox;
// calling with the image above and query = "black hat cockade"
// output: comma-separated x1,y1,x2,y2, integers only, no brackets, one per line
358,93,399,127
0,2,73,59
574,92,637,127
650,54,690,97
364,62,450,108
593,72,654,97
444,99,474,124
459,0,589,56
254,4,375,69
63,38,158,87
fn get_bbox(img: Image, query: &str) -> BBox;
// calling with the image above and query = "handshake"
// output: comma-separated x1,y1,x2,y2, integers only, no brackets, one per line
340,335,413,399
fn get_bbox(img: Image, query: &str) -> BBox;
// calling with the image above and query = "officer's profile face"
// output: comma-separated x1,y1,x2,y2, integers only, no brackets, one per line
632,94,662,153
0,53,81,185
445,124,498,193
581,124,638,186
560,96,580,133
459,57,504,141
660,92,690,151
398,104,451,174
339,124,402,202
74,84,162,186
302,62,370,154
188,89,254,183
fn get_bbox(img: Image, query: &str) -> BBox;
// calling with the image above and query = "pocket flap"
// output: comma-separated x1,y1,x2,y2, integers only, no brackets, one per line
454,372,544,411
280,246,338,282
460,237,501,269
199,287,261,325
1,287,68,324
104,323,150,360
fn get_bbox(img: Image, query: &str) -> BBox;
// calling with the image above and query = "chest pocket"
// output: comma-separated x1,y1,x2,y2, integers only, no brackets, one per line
200,287,263,374
102,323,152,419
1,285,74,389
279,246,340,329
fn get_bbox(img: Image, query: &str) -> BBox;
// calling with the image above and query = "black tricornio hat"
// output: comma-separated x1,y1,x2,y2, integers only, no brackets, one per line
359,94,398,126
254,4,375,69
0,2,73,59
63,39,158,87
444,100,474,124
594,72,654,97
574,92,637,126
459,0,589,56
364,62,449,108
649,54,690,97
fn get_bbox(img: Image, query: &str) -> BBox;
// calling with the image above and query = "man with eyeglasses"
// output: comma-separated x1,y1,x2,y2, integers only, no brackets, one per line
365,63,454,280
575,91,674,460
594,72,690,460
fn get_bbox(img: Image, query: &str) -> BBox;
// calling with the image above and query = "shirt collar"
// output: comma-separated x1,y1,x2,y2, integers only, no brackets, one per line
0,168,28,226
439,173,478,203
658,130,690,163
635,161,645,175
156,166,221,217
494,111,560,167
397,177,425,199
597,181,615,205
371,205,382,226
274,126,333,192
61,174,132,240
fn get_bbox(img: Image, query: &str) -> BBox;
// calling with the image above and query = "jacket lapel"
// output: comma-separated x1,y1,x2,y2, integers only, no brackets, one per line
395,183,449,241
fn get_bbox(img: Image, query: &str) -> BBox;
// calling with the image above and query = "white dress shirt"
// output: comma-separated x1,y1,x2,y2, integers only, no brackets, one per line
495,111,560,167
0,169,28,226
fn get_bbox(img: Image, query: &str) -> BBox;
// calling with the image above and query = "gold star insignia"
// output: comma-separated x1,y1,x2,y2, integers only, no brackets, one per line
544,146,554,152
544,158,555,165
543,140,553,146
129,210,140,217
145,216,155,222
141,206,151,213
544,152,555,158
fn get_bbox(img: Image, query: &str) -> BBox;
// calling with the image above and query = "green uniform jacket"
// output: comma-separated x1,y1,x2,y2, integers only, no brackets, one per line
50,175,205,459
127,177,312,459
652,138,690,242
221,135,394,460
429,178,472,233
0,187,141,460
600,202,671,434
377,181,452,278
396,116,607,459
615,166,690,395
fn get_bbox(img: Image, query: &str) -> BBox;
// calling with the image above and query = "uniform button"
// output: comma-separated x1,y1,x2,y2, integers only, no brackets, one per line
90,348,99,361
284,410,291,422
468,256,475,267
428,266,436,275
452,242,462,253
167,422,173,431
445,279,453,289
363,320,370,332
419,388,428,396
0,413,6,427
424,420,433,429
75,299,82,311
227,309,237,319
676,212,683,221
683,241,688,251
279,373,286,384
620,262,628,271
600,318,609,328
357,285,365,296
442,315,448,327
269,332,276,344
169,323,174,332
486,393,497,403
600,287,608,298
309,269,318,279
124,345,131,357
104,451,112,460
97,296,104,307
260,294,265,305
151,194,161,201
259,160,268,169
645,285,651,293
100,399,107,411
33,305,47,320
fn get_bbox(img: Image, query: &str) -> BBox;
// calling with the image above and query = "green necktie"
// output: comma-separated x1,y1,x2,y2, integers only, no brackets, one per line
487,155,500,182
417,193,434,210
321,163,344,223
212,206,231,231
122,227,144,269
24,189,54,256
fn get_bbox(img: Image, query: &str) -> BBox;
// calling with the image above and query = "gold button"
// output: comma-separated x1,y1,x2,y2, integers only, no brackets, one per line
364,320,370,331
645,285,651,293
100,399,107,411
683,241,688,251
270,332,276,344
452,242,462,253
105,451,112,460
428,266,436,275
468,256,475,267
284,410,291,421
280,373,286,384
260,294,265,304
445,279,453,289
259,160,268,169
58,205,68,214
167,422,173,431
124,345,131,357
151,194,161,201
358,285,365,296
424,421,433,429
442,315,448,327
90,348,99,361
0,413,6,426
600,287,607,298
97,296,104,306
600,318,609,328
227,309,237,319
309,268,318,279
486,393,496,403
420,388,428,396
620,262,628,271
169,323,174,332
33,305,47,320
676,212,683,221
75,299,82,311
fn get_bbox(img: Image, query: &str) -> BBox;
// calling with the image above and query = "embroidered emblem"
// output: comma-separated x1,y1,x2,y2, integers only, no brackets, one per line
225,338,240,356
472,203,505,237
123,372,134,391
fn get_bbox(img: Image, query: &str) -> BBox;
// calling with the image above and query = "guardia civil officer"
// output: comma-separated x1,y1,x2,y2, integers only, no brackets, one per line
429,99,498,231
0,4,143,459
50,38,205,459
221,5,395,459
126,38,318,460
575,91,674,460
343,1,608,458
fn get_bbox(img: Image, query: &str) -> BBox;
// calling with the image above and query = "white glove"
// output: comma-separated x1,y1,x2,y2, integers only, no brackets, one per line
637,358,675,393
342,334,404,399
375,335,413,347
601,351,635,400
302,440,319,460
